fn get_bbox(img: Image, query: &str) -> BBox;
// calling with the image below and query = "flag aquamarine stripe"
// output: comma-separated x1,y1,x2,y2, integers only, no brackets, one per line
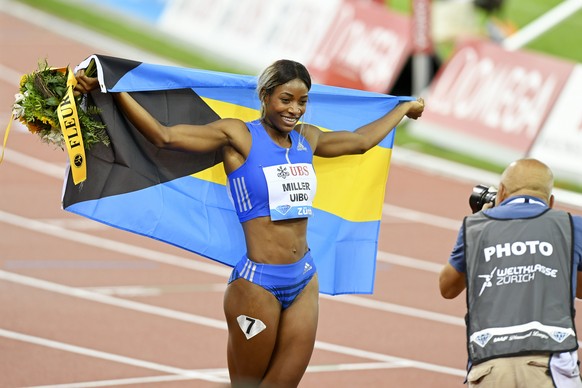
65,175,378,295
66,177,244,262
109,63,257,96
308,212,379,294
109,63,410,148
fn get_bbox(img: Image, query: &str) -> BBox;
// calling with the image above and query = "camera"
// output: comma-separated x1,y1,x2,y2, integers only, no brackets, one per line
469,184,498,213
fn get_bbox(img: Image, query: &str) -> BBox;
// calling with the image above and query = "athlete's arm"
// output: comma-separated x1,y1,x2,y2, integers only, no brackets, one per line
75,70,246,154
113,92,244,153
439,263,466,299
311,99,424,157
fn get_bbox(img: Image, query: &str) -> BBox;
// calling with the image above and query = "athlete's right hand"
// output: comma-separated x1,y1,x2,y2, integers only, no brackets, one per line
74,69,99,96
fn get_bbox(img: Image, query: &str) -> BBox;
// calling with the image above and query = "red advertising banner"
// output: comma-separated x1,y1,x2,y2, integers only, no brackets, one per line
418,39,574,155
308,0,412,93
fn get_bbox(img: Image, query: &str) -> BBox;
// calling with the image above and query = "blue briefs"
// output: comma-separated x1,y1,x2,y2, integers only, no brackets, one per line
228,250,317,309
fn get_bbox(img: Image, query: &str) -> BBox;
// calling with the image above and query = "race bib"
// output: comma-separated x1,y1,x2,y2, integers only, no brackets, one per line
262,163,317,221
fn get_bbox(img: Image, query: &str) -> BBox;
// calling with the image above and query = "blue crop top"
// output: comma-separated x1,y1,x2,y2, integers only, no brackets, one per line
227,120,317,223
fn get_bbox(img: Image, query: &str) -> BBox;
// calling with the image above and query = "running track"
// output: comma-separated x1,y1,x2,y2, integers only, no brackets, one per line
1,3,581,387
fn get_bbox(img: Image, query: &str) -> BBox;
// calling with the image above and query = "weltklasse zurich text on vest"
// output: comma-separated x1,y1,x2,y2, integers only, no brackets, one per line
464,208,578,364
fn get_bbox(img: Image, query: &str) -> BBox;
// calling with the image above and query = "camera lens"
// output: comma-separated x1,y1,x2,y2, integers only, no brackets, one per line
469,185,497,213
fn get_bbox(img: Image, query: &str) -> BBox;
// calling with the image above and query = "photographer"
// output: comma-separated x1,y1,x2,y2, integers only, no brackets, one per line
439,158,582,387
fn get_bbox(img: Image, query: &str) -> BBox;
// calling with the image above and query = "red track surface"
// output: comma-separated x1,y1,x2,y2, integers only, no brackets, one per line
1,5,581,388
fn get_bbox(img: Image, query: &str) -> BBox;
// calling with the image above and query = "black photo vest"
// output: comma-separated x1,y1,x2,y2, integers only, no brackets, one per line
464,208,578,364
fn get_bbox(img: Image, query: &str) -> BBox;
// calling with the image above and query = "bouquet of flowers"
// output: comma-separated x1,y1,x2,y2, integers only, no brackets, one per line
11,60,109,150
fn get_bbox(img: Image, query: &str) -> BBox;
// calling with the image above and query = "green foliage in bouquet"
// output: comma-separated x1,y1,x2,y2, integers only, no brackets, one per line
12,60,109,150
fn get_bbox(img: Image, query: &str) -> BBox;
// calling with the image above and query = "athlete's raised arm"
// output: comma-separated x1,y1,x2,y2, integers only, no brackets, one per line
75,70,247,154
309,98,424,157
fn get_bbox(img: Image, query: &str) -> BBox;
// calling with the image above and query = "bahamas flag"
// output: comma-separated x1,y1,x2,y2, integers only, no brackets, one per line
63,55,410,295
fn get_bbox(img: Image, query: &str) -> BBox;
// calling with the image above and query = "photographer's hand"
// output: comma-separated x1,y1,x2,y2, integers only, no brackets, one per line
481,202,495,211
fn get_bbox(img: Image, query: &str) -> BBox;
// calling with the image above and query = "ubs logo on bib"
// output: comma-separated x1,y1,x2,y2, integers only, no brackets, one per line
289,165,310,176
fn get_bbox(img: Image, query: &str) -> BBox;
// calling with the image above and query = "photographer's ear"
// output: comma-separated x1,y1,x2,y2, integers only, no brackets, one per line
495,183,507,206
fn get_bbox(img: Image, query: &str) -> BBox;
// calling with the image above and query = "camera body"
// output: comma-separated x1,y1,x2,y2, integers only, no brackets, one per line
469,184,498,213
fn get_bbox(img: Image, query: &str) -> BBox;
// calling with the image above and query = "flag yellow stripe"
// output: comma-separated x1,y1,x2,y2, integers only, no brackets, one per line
192,97,390,222
193,162,227,185
203,97,258,122
312,148,391,221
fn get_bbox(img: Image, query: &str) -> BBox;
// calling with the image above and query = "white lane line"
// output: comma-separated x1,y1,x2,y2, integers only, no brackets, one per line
377,251,443,273
26,361,448,388
0,209,232,278
27,373,226,388
42,218,110,230
325,294,465,326
314,341,466,377
83,283,228,297
0,328,229,383
0,270,226,330
0,62,24,85
0,269,466,377
308,361,408,372
0,148,67,179
383,203,461,231
0,208,460,327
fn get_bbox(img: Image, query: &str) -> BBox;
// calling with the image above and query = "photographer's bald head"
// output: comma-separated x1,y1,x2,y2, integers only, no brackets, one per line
497,158,554,208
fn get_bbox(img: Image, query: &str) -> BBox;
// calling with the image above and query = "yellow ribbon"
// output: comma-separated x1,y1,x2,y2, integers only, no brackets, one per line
0,114,13,164
57,67,86,184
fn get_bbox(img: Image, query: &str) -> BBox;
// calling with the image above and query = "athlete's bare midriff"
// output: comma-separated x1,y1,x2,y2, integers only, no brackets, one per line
242,216,309,264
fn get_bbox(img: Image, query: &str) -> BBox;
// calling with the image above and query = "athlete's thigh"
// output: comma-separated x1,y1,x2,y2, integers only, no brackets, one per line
223,278,282,384
263,275,320,387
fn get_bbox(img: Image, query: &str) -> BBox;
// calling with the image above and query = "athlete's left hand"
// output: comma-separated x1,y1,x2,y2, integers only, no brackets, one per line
405,97,425,120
